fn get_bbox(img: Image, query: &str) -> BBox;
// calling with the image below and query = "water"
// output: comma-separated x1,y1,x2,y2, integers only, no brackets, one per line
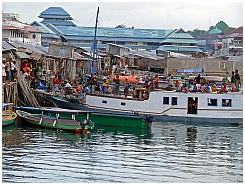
2,119,243,183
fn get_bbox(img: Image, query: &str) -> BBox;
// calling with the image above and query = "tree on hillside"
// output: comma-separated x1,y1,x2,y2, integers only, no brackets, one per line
215,21,235,33
188,21,235,38
187,29,207,39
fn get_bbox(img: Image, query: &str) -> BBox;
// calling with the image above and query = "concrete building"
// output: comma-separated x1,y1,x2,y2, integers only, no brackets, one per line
221,26,243,58
2,12,42,45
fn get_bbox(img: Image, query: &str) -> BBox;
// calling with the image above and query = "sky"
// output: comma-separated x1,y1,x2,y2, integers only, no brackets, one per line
1,1,244,31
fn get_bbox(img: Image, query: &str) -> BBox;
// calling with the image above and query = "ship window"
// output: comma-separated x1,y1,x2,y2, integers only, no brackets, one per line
207,98,217,106
222,99,232,107
163,97,169,104
102,100,107,104
172,97,177,105
121,102,126,106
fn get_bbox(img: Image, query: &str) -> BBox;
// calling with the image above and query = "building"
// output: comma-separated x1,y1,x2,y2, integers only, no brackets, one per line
221,26,243,58
2,12,42,45
196,26,223,56
30,7,201,56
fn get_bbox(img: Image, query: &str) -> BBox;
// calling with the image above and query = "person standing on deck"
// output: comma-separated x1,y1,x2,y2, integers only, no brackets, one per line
89,74,95,93
124,78,130,97
114,75,120,95
155,75,159,88
231,71,235,92
234,69,240,92
194,74,202,90
167,73,171,86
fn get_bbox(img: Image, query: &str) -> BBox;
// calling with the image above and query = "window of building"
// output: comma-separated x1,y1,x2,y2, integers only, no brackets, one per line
208,98,217,106
172,97,177,105
102,100,107,104
222,99,232,107
163,97,169,104
121,102,126,106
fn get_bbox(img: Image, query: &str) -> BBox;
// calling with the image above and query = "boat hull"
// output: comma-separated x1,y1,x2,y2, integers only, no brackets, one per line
15,106,150,129
47,92,243,124
16,110,92,133
2,111,17,126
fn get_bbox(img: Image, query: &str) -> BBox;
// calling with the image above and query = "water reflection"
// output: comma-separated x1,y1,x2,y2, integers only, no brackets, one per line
2,120,243,183
186,127,197,153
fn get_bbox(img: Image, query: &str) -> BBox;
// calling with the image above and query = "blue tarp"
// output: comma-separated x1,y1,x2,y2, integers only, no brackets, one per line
177,69,203,73
37,81,48,89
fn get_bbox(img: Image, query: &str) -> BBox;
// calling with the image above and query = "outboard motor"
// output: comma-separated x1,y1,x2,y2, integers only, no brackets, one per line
145,114,155,128
80,119,94,129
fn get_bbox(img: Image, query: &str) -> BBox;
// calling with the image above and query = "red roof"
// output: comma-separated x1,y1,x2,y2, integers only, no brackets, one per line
24,26,42,33
221,27,243,38
2,25,23,30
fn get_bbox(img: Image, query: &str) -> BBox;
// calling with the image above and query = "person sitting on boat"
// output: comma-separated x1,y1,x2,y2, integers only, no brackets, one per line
149,82,154,92
182,84,188,93
176,81,183,92
64,80,72,88
200,83,206,93
204,82,211,93
211,82,217,93
104,84,112,94
95,85,101,94
220,82,228,93
132,87,139,98
76,83,82,93
84,85,91,94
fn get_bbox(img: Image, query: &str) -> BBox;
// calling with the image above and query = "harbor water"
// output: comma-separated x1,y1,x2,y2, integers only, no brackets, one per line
2,119,243,183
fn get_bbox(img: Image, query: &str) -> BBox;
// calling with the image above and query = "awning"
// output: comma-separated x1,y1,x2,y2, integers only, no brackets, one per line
15,52,30,59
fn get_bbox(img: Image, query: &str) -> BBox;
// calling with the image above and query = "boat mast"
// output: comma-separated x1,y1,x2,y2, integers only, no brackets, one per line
83,7,99,85
89,7,99,75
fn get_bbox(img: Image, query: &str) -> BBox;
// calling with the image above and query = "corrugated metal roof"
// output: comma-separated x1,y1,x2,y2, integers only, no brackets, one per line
38,7,72,20
162,38,197,44
55,26,174,39
40,20,76,26
2,41,16,51
10,42,48,54
129,50,164,60
160,29,197,44
15,52,30,59
156,45,202,52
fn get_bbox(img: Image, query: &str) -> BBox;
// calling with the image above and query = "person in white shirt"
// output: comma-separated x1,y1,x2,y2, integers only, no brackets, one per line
2,61,6,83
64,80,72,88
10,60,16,81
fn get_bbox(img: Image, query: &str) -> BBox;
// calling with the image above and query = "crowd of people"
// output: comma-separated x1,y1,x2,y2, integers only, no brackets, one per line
2,58,241,97
2,59,17,84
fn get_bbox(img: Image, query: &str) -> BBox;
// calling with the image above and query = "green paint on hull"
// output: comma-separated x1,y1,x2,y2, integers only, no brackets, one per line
17,108,148,129
2,119,16,126
89,113,147,128
21,117,91,132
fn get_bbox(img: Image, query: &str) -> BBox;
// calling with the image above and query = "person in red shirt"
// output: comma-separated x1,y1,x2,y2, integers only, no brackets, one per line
220,83,227,93
53,75,61,92
155,75,159,88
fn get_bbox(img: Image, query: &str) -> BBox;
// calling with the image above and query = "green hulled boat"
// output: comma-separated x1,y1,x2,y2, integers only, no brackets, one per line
14,106,153,129
2,103,17,127
16,109,94,133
